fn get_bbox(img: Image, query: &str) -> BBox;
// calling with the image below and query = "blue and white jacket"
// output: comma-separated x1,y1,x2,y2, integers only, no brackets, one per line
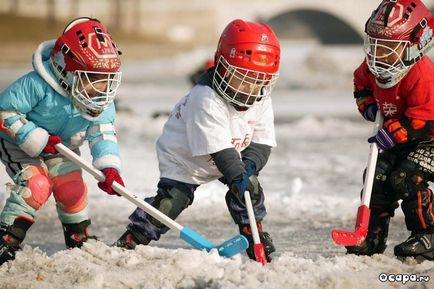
0,40,121,172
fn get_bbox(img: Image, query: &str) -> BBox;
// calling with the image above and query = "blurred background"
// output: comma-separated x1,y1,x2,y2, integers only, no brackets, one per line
1,0,434,97
0,0,376,56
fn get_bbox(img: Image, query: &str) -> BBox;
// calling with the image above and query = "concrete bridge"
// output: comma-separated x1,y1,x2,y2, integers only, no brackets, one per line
1,0,434,45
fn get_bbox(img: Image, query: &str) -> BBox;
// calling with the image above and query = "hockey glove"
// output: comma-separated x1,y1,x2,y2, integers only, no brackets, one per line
357,98,378,122
230,173,256,205
229,159,259,205
42,135,62,154
368,128,396,151
361,103,378,122
354,90,377,122
367,117,434,151
97,168,124,196
243,159,256,178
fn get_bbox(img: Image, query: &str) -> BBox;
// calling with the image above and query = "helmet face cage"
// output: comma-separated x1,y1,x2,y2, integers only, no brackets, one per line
71,70,121,118
363,35,411,87
213,56,279,108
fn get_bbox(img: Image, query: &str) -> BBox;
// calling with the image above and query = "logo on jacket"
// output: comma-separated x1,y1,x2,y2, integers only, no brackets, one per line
382,102,398,116
231,134,251,151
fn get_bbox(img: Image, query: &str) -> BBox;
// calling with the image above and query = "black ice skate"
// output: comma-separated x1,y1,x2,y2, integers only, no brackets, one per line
114,225,150,249
239,222,275,262
346,209,391,256
62,219,96,248
394,233,434,262
345,226,389,256
0,217,33,266
0,231,21,266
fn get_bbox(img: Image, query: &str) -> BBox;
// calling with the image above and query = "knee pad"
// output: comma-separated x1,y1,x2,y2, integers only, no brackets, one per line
149,186,193,228
13,166,51,210
51,171,88,213
390,161,427,200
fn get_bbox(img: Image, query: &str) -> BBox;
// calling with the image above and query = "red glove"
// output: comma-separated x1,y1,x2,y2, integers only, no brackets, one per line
97,168,124,196
42,135,62,154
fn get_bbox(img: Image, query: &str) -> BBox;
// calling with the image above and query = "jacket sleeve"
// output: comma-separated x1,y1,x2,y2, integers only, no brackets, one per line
353,61,377,121
211,147,245,184
86,104,121,172
241,142,271,173
0,73,49,157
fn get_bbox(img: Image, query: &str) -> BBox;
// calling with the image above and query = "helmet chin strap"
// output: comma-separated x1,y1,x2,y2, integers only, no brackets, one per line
231,103,249,112
213,83,249,111
77,108,102,121
70,96,104,120
374,70,409,89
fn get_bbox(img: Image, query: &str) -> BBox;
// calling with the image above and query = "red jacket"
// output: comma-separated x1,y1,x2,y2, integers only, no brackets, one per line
354,56,434,120
354,56,434,138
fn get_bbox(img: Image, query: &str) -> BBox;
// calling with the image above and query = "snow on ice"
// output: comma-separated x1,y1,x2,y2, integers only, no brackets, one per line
0,43,433,288
1,242,433,289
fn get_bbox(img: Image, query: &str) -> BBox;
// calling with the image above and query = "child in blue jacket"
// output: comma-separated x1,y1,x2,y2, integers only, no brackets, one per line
0,17,125,265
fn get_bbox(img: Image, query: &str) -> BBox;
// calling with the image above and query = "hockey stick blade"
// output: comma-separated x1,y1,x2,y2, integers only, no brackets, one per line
181,227,248,257
216,235,249,257
331,205,370,246
331,229,367,246
253,243,267,265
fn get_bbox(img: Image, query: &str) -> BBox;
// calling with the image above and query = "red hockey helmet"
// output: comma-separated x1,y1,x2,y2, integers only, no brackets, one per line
364,0,434,87
213,19,280,109
50,17,122,119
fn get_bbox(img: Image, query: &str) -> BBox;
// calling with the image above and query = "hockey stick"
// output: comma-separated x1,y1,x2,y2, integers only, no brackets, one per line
331,111,383,246
55,143,248,257
244,190,267,265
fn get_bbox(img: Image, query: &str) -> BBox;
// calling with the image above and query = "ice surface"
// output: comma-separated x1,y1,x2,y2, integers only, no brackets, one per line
0,44,433,288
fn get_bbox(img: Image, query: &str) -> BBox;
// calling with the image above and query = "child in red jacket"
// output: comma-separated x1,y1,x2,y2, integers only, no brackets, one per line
347,0,434,262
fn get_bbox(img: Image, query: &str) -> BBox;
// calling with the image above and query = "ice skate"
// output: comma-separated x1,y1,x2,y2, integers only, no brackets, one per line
62,219,96,248
394,233,434,262
0,229,21,266
114,225,151,250
239,222,275,262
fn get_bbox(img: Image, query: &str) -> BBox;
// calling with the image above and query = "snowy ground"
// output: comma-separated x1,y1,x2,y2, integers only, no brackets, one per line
0,43,433,289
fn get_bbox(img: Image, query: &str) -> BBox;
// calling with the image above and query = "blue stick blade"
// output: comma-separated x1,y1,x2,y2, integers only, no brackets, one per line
180,227,215,250
217,235,249,257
